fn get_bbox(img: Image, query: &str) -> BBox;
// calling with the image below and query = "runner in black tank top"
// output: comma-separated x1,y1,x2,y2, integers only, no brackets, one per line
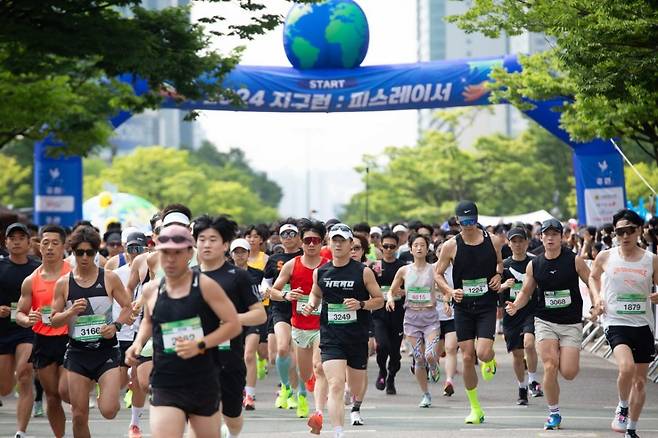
505,218,591,431
123,224,241,438
434,201,503,425
301,224,384,438
50,226,133,438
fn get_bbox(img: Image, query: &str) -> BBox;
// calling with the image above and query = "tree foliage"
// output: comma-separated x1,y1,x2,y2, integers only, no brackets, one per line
83,146,279,224
448,0,658,163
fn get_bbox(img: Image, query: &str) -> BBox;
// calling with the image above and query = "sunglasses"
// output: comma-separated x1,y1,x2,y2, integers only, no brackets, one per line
459,219,477,226
74,249,97,257
127,246,145,254
302,236,322,245
280,230,298,239
614,226,637,236
351,246,363,251
158,235,190,244
382,244,397,250
330,224,351,232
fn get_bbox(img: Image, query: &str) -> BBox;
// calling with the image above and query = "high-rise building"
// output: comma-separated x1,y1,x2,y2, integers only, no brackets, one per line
111,0,203,155
416,0,551,146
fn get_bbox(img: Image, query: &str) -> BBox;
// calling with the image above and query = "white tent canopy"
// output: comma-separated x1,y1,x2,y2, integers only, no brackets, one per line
478,210,556,227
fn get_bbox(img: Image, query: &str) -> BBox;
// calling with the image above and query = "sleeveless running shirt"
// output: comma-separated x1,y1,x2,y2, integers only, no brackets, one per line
404,263,437,310
452,231,498,308
65,269,116,350
602,248,655,329
32,261,71,336
317,258,370,345
150,271,219,389
532,247,582,324
290,256,329,330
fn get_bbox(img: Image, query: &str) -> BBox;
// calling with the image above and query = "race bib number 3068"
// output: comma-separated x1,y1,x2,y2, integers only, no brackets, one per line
544,290,571,309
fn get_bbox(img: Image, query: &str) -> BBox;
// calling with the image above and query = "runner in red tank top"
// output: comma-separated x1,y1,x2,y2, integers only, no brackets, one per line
272,220,329,433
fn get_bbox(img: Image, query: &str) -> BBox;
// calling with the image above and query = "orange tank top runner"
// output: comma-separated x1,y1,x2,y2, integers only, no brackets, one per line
32,261,71,336
290,256,329,331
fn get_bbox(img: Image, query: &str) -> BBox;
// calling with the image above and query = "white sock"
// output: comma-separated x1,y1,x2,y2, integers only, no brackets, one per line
131,406,143,426
334,426,343,437
15,432,26,438
528,372,537,383
619,399,629,409
245,386,255,397
628,419,638,429
518,380,527,388
227,433,239,438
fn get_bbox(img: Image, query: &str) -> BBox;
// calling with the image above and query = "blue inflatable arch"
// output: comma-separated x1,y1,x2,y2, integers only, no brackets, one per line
34,55,625,227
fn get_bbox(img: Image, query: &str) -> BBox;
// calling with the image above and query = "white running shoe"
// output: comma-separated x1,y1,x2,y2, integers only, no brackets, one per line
419,393,432,408
350,410,364,426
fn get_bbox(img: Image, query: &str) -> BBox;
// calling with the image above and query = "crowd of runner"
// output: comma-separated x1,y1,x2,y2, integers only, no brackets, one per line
0,202,656,438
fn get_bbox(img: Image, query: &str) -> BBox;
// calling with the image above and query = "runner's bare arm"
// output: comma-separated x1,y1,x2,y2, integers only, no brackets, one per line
575,255,591,286
270,259,294,301
51,276,83,327
489,238,504,291
386,266,407,312
588,250,609,313
434,239,459,302
125,252,148,298
16,275,34,327
105,270,133,324
125,281,156,365
303,270,323,315
361,266,384,311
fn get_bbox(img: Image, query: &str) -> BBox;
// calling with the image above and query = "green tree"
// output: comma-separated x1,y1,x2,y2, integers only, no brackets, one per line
84,146,278,224
448,1,658,163
0,155,32,208
0,1,311,155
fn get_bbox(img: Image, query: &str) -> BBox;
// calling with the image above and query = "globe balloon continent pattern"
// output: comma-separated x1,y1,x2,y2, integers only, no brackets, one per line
283,0,369,70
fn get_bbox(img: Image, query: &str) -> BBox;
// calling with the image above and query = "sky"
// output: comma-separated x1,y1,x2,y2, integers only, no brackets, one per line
190,1,419,219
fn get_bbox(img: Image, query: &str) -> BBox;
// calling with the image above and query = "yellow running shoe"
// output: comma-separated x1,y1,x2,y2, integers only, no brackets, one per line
296,394,309,418
481,358,497,381
124,389,133,409
275,385,289,409
464,408,485,424
287,392,298,410
257,358,267,380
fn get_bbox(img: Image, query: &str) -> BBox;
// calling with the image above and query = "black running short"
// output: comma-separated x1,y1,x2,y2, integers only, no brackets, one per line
150,385,220,417
320,342,368,370
30,334,68,369
503,313,535,353
0,329,34,355
219,360,247,418
439,319,456,340
605,325,657,364
453,304,497,342
272,305,292,327
64,346,120,381
118,340,133,368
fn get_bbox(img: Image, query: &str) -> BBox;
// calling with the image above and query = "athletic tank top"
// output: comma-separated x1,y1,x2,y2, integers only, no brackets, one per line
533,248,582,324
65,269,116,350
150,271,219,389
602,248,655,329
32,261,71,336
290,256,328,330
118,253,127,268
404,263,437,310
112,263,141,341
317,259,370,345
248,251,267,271
452,231,498,308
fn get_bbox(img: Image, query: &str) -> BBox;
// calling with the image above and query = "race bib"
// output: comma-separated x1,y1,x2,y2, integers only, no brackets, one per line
510,283,522,300
10,302,17,323
463,278,488,297
407,287,432,305
296,295,321,316
160,316,204,354
617,293,647,315
327,303,356,325
41,306,52,325
73,315,106,342
544,290,571,309
218,339,231,351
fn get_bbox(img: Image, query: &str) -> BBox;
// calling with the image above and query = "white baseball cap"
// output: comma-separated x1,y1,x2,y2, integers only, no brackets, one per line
370,226,383,236
392,224,408,234
230,238,251,252
162,211,190,227
279,223,299,234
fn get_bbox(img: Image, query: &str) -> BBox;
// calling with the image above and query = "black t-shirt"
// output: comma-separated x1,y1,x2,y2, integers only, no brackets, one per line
264,249,303,314
501,244,512,260
246,266,264,288
0,257,40,335
374,258,406,318
500,255,535,325
201,262,260,358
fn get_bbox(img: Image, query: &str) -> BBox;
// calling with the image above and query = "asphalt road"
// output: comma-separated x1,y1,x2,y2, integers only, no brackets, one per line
2,337,657,437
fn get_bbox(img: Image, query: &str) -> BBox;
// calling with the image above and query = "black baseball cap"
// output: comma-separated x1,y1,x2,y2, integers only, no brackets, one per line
105,232,122,244
541,218,563,234
507,227,527,240
5,223,29,237
126,232,147,247
455,200,478,222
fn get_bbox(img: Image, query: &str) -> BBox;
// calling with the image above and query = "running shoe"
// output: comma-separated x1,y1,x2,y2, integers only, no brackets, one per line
611,407,629,433
350,410,364,426
419,393,432,408
481,359,497,381
296,394,309,418
429,365,441,383
243,394,255,411
443,382,454,397
544,413,562,430
275,385,289,409
128,424,143,438
375,372,386,391
306,375,316,393
385,377,397,395
257,357,268,380
464,408,485,424
517,387,528,406
529,380,544,397
33,400,44,418
286,392,298,410
124,389,133,409
308,411,323,435
220,424,229,438
625,430,640,438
